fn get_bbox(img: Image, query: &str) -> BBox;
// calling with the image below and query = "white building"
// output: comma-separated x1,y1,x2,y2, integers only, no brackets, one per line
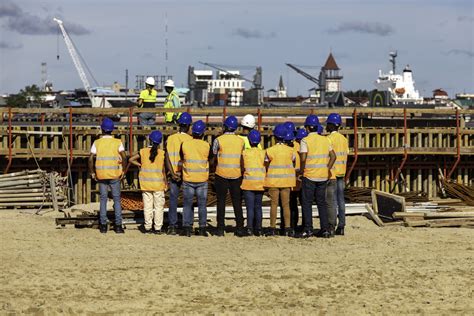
375,64,424,104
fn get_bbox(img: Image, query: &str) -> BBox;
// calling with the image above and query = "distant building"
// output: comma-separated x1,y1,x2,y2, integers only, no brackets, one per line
433,88,448,101
277,75,287,98
323,53,343,93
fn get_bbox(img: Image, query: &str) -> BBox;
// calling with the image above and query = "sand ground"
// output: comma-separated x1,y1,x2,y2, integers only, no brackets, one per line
0,210,473,315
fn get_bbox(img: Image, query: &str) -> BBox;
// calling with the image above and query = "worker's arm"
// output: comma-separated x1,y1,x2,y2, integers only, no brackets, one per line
299,152,307,177
240,155,245,175
327,150,336,179
120,152,127,178
137,98,143,107
88,154,96,180
128,153,141,168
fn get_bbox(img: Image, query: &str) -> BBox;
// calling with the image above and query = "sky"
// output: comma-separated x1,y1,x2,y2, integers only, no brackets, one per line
0,0,473,97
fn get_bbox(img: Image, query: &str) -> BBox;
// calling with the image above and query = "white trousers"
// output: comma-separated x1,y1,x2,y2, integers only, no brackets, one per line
142,191,165,230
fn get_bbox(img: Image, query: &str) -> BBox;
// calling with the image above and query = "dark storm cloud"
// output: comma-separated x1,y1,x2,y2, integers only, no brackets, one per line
446,49,474,58
232,27,276,39
328,21,394,36
0,0,90,35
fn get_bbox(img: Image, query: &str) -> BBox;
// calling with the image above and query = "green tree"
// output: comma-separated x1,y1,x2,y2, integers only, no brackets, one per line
6,85,44,108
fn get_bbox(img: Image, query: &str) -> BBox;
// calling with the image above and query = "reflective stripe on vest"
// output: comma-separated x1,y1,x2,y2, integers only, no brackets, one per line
166,132,192,173
241,147,266,191
216,134,244,179
164,91,181,122
264,144,295,188
328,132,349,178
139,148,166,191
303,134,330,180
94,138,123,180
182,139,210,183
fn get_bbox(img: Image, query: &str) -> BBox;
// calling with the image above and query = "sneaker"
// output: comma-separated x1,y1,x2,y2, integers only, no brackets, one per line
316,229,330,238
115,225,125,234
299,230,313,238
246,228,254,237
99,224,107,234
234,228,246,237
154,228,164,235
167,226,177,235
182,226,192,237
254,229,262,237
198,227,208,237
265,228,276,237
284,228,295,237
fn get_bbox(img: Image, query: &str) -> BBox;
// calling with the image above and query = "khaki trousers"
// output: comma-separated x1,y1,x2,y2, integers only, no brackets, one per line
142,191,165,230
268,188,291,228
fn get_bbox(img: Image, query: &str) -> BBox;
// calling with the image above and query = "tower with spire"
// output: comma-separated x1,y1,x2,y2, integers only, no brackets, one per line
277,75,287,98
323,52,343,92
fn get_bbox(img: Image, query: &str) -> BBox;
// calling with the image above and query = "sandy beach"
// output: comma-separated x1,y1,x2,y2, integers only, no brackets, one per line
0,210,473,315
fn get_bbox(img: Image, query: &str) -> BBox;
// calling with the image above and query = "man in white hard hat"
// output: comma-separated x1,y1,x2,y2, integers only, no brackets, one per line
137,77,157,126
164,79,181,124
239,114,262,149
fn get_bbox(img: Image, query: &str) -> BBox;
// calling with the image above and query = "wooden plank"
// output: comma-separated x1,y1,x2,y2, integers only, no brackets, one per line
365,204,385,227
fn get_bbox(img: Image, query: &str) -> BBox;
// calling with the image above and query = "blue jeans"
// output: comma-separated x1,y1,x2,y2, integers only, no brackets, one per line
335,177,346,228
98,179,122,226
301,177,329,231
138,112,156,126
168,179,182,227
327,179,337,229
243,190,263,230
182,181,208,228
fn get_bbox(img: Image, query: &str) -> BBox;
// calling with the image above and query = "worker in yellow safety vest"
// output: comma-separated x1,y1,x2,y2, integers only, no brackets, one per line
137,77,158,126
180,120,211,237
299,115,336,239
264,124,296,237
129,131,168,234
290,127,308,231
241,130,266,236
164,112,193,235
88,117,127,234
163,79,181,124
238,114,262,149
326,113,349,236
211,115,245,237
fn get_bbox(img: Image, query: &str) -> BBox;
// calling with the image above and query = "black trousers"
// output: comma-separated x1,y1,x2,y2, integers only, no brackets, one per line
215,175,244,229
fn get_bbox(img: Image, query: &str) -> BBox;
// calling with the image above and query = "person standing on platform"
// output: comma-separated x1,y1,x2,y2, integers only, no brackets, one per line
88,118,127,234
163,80,181,124
239,114,262,150
129,131,167,234
290,128,308,231
180,120,211,237
299,115,336,238
264,124,296,237
326,113,349,236
137,77,157,126
212,115,246,237
241,130,266,236
164,112,193,235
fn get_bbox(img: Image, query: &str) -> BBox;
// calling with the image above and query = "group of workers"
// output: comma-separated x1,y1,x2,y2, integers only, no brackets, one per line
89,110,349,238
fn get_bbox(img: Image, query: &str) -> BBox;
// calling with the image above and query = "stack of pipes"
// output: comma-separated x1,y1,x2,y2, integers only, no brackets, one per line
0,170,69,212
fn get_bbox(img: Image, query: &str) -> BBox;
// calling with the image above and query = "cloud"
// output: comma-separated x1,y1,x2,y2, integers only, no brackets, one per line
328,21,394,36
446,49,474,58
0,40,23,50
458,16,474,22
0,0,90,35
232,27,276,39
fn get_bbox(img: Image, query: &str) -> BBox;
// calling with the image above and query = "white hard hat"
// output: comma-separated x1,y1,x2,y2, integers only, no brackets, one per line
164,79,175,88
145,77,155,86
241,114,256,128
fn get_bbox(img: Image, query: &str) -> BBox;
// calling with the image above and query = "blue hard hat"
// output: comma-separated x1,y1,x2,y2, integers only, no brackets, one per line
178,112,192,125
284,129,295,141
317,124,323,135
149,130,163,144
248,130,261,145
304,114,319,127
192,120,206,135
326,113,342,126
283,121,296,133
295,128,308,140
224,115,238,131
273,124,288,139
100,117,114,132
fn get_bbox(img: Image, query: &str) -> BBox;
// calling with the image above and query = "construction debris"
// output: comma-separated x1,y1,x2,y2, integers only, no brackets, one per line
345,186,428,203
393,211,474,228
0,169,69,213
441,180,474,206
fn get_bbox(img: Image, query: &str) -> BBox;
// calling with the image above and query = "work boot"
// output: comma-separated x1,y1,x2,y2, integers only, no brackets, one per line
246,228,254,237
284,228,295,237
215,228,225,237
254,229,262,237
265,228,276,237
154,228,164,235
167,226,177,235
316,229,330,238
336,227,345,236
99,224,107,234
198,227,208,237
234,228,246,237
182,226,192,237
114,225,125,234
329,227,336,238
299,230,313,238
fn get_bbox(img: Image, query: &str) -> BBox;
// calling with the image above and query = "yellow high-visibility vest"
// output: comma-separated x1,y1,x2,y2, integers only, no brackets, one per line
328,131,349,178
293,141,302,191
238,134,262,150
264,144,296,188
182,139,210,183
139,89,157,107
215,134,244,179
139,147,166,191
166,132,192,174
303,133,331,181
164,90,181,123
241,147,266,191
94,138,123,180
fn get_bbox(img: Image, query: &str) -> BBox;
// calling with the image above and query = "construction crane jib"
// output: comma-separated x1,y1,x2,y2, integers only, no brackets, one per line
53,18,99,108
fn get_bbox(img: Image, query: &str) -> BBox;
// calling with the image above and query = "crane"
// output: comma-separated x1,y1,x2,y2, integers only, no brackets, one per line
54,17,100,107
286,63,326,104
